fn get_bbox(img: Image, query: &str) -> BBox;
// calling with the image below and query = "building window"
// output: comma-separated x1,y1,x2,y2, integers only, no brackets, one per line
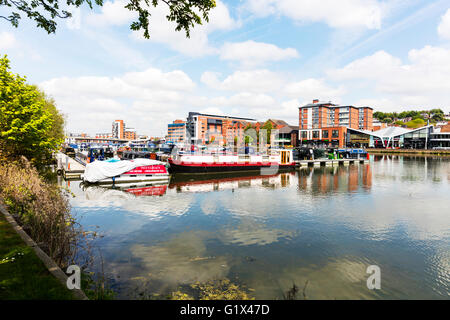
323,130,329,138
332,130,339,138
301,131,308,139
312,131,320,138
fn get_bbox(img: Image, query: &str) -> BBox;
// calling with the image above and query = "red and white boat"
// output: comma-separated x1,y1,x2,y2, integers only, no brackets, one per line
83,159,170,184
168,149,295,174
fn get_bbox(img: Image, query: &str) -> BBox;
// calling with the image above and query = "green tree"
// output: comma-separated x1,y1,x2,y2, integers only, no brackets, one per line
244,135,253,145
243,123,256,146
39,89,66,145
261,121,273,144
432,113,444,122
430,108,444,115
0,55,64,164
0,0,216,39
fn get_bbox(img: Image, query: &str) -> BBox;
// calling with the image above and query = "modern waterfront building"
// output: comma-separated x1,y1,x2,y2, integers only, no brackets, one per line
429,122,450,149
298,100,374,148
185,112,257,145
167,120,186,143
299,100,374,131
345,126,435,149
299,126,348,148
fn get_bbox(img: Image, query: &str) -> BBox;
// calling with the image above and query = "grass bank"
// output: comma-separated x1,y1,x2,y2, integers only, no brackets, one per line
0,157,110,299
0,213,75,299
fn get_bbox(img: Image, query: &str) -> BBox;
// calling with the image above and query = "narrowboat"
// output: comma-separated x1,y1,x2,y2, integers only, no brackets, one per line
168,149,295,174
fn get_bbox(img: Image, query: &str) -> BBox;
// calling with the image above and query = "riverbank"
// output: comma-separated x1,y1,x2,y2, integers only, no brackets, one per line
0,158,94,300
0,211,76,299
367,148,450,156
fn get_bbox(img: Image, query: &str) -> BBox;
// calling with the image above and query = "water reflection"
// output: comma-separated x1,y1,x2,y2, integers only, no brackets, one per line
297,164,372,194
62,157,450,299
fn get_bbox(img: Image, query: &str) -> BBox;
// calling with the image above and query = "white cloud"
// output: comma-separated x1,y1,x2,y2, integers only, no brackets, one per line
201,69,285,92
66,8,82,30
199,107,225,115
248,99,300,125
39,67,197,136
285,78,345,101
128,0,239,57
0,32,16,51
219,40,299,67
86,0,239,57
244,0,386,29
209,92,277,109
438,8,450,39
41,67,194,99
86,0,137,27
205,0,240,32
327,45,450,110
122,68,195,91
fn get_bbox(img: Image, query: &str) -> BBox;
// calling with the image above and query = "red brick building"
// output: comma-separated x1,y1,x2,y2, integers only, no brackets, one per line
298,100,374,147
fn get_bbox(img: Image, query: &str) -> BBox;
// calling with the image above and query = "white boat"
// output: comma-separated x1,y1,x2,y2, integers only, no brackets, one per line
82,158,170,185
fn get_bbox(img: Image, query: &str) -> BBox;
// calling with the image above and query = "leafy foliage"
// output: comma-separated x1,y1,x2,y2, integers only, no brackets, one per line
374,109,445,124
0,0,216,39
261,121,273,144
0,55,64,165
0,158,76,267
405,118,426,129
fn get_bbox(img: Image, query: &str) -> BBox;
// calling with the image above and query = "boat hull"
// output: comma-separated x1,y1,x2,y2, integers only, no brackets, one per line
169,160,295,174
83,163,170,185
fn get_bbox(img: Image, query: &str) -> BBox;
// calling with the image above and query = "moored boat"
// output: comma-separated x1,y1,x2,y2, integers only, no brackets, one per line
168,149,295,174
82,158,170,185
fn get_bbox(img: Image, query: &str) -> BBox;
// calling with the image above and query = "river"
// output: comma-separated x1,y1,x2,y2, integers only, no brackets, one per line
60,155,450,299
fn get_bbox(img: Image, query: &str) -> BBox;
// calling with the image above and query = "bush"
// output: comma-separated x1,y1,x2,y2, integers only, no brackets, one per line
0,157,86,268
405,118,425,129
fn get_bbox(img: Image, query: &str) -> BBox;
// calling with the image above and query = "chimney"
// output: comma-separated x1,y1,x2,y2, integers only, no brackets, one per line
313,99,319,104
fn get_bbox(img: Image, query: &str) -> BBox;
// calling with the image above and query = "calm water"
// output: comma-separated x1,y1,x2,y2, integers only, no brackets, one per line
61,156,450,299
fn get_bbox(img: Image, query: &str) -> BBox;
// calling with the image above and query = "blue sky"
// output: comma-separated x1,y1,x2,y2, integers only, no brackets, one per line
1,0,450,137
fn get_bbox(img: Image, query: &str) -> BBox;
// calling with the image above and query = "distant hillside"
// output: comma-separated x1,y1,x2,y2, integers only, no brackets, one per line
374,109,446,128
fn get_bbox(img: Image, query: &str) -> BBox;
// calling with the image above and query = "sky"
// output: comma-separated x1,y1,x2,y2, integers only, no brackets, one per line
1,0,450,137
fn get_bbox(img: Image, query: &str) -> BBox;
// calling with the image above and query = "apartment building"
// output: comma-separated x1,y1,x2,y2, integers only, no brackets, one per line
112,120,125,139
124,131,137,140
95,133,113,139
298,100,374,147
299,100,373,131
186,112,257,145
112,120,137,140
167,120,186,143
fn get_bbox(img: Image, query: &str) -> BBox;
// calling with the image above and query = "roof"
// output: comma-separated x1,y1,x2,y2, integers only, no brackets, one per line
188,112,256,121
440,123,450,132
300,102,373,110
348,125,433,139
278,125,299,134
372,126,412,137
267,119,290,127
300,102,338,108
